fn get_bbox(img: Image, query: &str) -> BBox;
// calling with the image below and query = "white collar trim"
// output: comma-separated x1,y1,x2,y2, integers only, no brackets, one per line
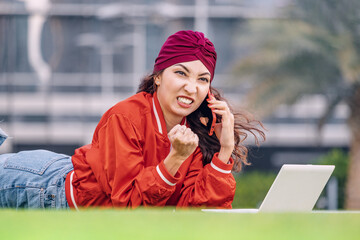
152,98,163,134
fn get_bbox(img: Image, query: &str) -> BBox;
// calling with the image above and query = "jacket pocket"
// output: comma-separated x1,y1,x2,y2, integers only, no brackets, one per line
4,150,69,175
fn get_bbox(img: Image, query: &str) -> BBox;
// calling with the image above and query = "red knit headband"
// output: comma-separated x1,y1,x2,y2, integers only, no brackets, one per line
154,30,217,81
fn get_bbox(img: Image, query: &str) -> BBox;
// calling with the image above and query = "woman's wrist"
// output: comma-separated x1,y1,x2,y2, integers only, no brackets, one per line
163,151,187,176
218,146,233,164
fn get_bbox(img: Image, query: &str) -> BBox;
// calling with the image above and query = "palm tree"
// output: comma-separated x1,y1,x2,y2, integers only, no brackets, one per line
233,0,360,209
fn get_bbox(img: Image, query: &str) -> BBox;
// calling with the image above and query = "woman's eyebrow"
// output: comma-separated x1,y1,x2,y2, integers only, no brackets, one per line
174,64,190,73
199,72,211,76
174,64,210,76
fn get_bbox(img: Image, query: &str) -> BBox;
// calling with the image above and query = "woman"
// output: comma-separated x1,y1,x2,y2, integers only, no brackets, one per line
0,30,265,209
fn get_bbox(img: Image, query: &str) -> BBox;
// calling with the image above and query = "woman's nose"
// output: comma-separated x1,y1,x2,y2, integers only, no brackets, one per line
184,80,197,94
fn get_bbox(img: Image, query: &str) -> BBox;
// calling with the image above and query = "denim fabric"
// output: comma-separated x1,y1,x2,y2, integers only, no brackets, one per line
0,150,73,209
0,128,7,146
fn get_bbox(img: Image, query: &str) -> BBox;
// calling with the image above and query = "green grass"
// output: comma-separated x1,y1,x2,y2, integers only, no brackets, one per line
1,208,359,240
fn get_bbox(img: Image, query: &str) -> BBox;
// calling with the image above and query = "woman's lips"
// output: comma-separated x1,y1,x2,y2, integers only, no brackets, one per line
177,96,194,108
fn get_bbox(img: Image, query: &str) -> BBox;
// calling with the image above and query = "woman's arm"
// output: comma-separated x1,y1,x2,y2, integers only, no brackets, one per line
176,148,236,208
86,114,178,208
175,97,237,208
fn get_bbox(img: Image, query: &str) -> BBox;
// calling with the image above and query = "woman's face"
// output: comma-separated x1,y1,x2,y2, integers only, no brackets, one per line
156,60,211,122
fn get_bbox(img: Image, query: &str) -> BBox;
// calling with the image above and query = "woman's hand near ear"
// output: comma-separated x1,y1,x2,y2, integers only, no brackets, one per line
207,97,235,163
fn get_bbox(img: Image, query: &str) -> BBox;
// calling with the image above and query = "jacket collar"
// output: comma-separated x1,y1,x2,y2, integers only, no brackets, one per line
152,92,186,135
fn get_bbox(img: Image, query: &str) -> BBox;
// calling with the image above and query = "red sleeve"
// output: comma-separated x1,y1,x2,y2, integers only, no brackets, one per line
176,149,236,208
86,114,180,208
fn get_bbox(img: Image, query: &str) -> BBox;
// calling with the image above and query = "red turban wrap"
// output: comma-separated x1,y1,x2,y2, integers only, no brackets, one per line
154,30,217,81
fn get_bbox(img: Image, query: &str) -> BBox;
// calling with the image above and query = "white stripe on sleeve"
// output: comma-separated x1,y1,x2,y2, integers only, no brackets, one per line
210,161,232,174
156,165,176,186
70,171,79,211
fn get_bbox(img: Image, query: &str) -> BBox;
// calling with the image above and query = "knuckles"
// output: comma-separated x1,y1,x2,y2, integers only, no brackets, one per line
169,126,199,149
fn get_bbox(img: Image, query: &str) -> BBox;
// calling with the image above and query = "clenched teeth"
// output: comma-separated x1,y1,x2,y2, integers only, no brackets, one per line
177,97,193,104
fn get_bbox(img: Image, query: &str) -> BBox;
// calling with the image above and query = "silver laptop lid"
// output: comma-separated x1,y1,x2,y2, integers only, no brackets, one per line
259,164,335,212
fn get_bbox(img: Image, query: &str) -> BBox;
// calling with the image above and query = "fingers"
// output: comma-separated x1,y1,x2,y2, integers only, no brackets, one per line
169,124,199,145
169,125,188,139
207,99,230,112
169,125,191,141
207,99,234,124
168,124,185,135
168,124,199,158
192,131,199,143
207,98,235,150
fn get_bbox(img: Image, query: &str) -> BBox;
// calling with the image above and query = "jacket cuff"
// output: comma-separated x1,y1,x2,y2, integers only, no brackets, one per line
210,152,234,174
155,161,181,187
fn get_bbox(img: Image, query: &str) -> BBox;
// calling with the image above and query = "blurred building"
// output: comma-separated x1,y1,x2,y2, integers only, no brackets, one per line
0,0,349,170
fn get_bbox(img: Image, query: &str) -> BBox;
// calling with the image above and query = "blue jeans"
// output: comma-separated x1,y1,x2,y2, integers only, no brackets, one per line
0,149,73,209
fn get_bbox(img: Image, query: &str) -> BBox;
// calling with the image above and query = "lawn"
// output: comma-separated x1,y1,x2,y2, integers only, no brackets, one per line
1,208,359,240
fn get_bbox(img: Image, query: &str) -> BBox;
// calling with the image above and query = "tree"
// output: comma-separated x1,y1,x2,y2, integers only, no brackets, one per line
233,0,360,209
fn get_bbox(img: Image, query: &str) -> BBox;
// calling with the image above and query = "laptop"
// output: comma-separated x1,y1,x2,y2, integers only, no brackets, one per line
203,164,335,213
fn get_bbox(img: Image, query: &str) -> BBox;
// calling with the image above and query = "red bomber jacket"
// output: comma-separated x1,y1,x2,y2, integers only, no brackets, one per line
65,92,236,209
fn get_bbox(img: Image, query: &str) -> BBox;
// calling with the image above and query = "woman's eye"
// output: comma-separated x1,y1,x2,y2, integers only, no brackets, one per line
175,71,186,76
199,77,209,82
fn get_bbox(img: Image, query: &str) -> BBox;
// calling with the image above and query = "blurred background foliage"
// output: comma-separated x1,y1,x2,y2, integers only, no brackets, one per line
233,0,360,209
233,149,349,209
316,149,349,209
233,0,360,117
233,171,276,209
